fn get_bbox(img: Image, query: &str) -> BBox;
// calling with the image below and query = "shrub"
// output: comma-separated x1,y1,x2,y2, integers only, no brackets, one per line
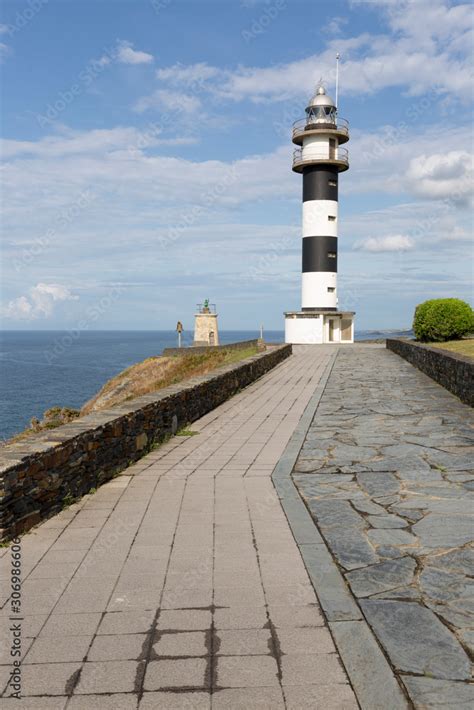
413,298,474,342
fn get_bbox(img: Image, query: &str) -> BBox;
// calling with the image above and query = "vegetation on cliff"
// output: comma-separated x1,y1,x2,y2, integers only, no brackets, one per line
6,345,260,444
82,345,259,414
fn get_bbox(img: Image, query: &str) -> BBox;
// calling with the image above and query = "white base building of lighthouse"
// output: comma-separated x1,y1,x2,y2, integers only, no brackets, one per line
284,84,355,345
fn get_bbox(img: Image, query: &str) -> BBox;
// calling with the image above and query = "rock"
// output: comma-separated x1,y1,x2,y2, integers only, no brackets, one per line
135,432,148,450
429,548,474,576
373,495,400,506
294,460,325,472
381,443,432,458
402,676,474,708
401,469,443,482
371,586,421,601
425,601,474,630
367,529,418,547
307,499,366,529
422,499,473,514
424,451,474,471
303,474,354,484
345,557,416,598
419,567,473,604
330,443,377,463
367,514,408,528
458,629,474,655
377,546,405,560
351,499,387,515
368,456,431,472
412,514,474,548
321,527,379,571
360,600,471,680
356,472,399,497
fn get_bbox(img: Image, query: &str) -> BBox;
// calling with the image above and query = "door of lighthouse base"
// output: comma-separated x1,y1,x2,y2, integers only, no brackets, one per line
325,317,340,343
328,319,336,342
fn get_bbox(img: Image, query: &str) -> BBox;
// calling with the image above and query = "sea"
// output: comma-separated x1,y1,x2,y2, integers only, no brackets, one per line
0,329,412,441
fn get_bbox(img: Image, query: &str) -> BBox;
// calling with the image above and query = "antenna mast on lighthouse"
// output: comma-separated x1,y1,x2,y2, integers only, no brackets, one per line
335,52,340,111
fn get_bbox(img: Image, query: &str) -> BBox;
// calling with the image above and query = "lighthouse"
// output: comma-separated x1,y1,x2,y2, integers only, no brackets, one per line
284,83,355,344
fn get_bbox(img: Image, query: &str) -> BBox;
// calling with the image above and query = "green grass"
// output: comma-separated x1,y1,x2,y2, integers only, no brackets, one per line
426,339,474,359
176,429,200,437
62,493,76,509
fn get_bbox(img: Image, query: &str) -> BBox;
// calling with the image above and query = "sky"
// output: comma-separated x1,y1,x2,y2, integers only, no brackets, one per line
1,0,473,331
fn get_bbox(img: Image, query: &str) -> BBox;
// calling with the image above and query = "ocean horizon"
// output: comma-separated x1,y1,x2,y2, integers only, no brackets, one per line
0,328,412,440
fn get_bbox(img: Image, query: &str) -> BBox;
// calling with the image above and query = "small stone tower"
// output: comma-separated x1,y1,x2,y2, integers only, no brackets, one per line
284,84,355,344
193,300,219,346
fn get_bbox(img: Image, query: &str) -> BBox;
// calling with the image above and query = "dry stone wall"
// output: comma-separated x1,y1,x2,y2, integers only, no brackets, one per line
386,339,473,406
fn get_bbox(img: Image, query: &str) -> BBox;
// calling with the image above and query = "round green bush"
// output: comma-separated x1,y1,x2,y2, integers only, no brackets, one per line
413,298,474,342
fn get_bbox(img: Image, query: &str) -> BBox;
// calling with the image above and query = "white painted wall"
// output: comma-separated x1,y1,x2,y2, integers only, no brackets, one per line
301,134,329,161
285,315,324,344
302,200,338,237
302,272,337,310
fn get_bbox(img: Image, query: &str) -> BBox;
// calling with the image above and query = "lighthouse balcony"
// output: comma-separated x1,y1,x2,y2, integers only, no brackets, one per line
292,147,349,173
292,117,349,146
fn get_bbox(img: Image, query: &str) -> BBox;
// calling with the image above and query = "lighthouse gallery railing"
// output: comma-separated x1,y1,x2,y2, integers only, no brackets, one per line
292,117,349,141
292,146,349,169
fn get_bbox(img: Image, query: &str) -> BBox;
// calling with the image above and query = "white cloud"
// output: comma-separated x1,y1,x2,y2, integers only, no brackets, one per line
353,235,415,252
2,283,78,320
0,126,183,159
347,125,473,199
406,151,473,203
134,89,201,114
0,42,10,62
116,40,153,65
156,62,220,86
152,1,472,103
323,16,348,35
0,24,10,35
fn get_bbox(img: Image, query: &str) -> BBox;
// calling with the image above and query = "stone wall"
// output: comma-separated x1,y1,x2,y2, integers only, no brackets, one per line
386,338,473,406
0,344,291,541
162,339,262,357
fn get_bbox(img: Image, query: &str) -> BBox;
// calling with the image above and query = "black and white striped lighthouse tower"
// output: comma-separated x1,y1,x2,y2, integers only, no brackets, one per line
284,80,355,344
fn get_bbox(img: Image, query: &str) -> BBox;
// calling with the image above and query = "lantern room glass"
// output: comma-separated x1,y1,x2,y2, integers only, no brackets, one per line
305,105,337,126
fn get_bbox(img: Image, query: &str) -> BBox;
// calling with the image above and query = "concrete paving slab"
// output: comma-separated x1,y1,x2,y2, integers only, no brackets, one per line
139,691,210,709
74,660,139,694
215,655,279,688
212,687,285,708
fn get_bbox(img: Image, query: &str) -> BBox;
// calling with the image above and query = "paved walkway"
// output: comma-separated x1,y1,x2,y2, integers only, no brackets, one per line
295,346,474,709
0,346,359,709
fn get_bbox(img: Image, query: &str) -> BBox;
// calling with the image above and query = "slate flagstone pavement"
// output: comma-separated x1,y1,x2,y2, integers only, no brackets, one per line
0,346,360,709
295,346,474,709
